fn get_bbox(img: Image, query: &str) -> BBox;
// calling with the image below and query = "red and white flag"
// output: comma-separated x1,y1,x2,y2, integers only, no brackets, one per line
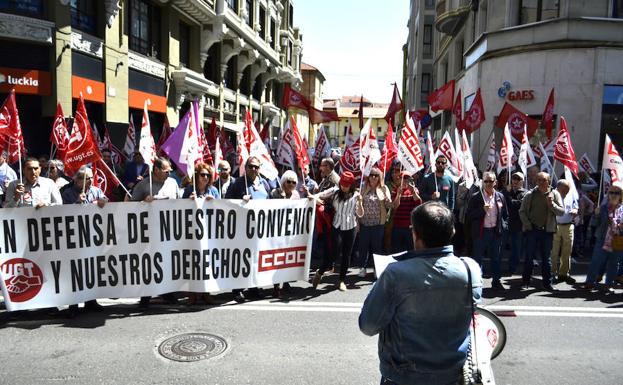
339,138,361,178
602,134,623,181
379,121,398,173
542,88,555,140
138,100,156,171
93,159,121,199
579,153,596,175
461,130,477,188
452,89,465,132
50,103,70,160
289,116,311,173
517,124,536,177
539,142,555,180
282,84,311,110
179,106,200,176
345,121,355,149
276,120,295,168
498,123,514,174
486,135,497,172
313,127,331,166
453,128,464,178
397,117,424,176
553,116,579,177
0,90,26,164
360,118,382,177
495,102,539,139
243,110,279,180
436,131,461,181
123,113,136,158
463,88,486,134
63,94,102,175
428,80,455,112
157,116,172,156
100,125,126,166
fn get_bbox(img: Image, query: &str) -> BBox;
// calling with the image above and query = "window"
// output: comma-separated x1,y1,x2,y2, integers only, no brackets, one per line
456,40,464,72
179,22,190,67
129,0,161,59
614,0,623,18
259,6,266,40
425,0,435,9
70,0,97,34
226,0,238,13
245,0,254,26
287,41,293,66
423,24,432,57
520,0,559,24
421,72,431,103
270,18,276,50
0,0,43,17
289,4,294,28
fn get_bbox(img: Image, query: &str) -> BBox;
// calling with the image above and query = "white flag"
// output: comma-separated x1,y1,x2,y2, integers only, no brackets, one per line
244,111,279,181
578,153,596,174
486,135,496,172
435,131,461,182
313,127,331,165
564,165,579,207
517,124,537,177
276,120,295,168
179,107,200,176
461,130,477,189
360,118,381,177
602,134,623,180
138,101,156,171
498,123,514,174
123,113,136,157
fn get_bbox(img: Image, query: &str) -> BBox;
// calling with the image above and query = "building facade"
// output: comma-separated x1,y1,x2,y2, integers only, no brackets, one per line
404,0,623,168
323,96,390,149
0,0,302,162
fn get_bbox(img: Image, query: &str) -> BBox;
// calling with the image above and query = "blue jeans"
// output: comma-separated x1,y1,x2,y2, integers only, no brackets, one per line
358,224,384,268
508,231,523,273
391,227,412,254
522,229,553,285
472,228,503,283
586,239,623,285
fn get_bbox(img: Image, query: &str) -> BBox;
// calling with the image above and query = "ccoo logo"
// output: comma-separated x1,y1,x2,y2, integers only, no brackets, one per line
1,258,43,302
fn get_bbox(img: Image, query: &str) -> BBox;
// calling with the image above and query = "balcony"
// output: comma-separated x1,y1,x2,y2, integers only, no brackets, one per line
435,3,471,36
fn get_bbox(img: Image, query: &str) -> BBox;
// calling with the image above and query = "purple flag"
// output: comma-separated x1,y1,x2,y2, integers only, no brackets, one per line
161,108,192,175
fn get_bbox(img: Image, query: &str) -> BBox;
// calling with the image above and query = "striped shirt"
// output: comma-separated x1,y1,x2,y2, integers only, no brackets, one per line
392,186,421,229
318,187,360,231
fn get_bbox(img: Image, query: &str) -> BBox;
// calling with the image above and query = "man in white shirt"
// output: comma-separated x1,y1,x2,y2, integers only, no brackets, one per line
130,157,179,201
0,151,17,204
4,158,61,208
552,179,579,284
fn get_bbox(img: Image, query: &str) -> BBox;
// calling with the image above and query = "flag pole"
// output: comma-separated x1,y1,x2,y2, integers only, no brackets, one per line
149,169,153,197
551,159,557,187
597,168,604,207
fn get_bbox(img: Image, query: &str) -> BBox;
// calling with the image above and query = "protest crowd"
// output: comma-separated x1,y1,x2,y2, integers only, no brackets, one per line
1,82,622,320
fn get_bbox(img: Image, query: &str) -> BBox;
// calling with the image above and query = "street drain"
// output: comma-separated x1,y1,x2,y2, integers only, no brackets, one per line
158,333,227,362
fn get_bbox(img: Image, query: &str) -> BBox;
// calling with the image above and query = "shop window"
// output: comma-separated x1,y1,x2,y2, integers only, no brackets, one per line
520,0,559,24
0,0,43,17
245,0,253,26
129,0,161,60
423,24,432,57
179,22,191,68
70,0,97,35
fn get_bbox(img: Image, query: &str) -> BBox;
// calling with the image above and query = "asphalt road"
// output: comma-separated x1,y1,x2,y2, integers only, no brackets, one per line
1,266,622,385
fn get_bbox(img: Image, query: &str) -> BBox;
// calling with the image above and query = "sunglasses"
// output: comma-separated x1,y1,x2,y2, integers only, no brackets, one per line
285,180,297,185
436,161,447,165
369,174,380,178
247,165,260,170
609,191,621,196
199,173,210,178
483,180,495,184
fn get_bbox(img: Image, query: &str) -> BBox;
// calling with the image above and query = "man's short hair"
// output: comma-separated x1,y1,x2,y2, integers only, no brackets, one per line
320,157,335,170
246,156,260,167
154,157,170,170
557,179,570,189
410,201,455,248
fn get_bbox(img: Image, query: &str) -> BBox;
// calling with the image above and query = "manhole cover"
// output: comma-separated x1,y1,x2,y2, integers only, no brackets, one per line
158,333,227,362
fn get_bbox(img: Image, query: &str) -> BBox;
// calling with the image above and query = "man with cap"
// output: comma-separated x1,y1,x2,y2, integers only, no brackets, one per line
503,171,528,274
311,171,360,291
467,171,509,290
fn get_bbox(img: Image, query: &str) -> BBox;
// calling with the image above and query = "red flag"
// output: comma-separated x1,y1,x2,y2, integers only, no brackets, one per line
452,89,465,131
553,116,579,177
542,88,555,140
339,138,361,178
63,94,102,176
100,125,127,166
157,116,172,155
358,95,364,130
205,117,217,151
495,102,539,138
313,127,331,165
427,80,455,112
259,120,270,144
384,83,403,126
463,89,486,134
200,125,213,166
379,122,398,173
0,90,26,164
50,103,70,159
93,159,121,199
290,116,311,171
308,106,339,125
282,84,311,110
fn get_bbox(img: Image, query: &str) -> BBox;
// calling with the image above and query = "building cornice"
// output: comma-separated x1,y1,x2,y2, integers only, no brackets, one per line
0,13,54,44
71,31,104,58
128,51,166,78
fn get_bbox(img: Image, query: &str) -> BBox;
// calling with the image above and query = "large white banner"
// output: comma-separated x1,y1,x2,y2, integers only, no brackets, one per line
0,199,315,311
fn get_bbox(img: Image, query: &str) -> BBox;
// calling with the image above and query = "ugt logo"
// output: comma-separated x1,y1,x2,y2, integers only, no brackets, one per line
1,258,43,302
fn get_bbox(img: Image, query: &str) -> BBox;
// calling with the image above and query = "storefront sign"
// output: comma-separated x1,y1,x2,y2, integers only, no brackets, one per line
498,81,535,101
72,75,105,103
0,66,51,96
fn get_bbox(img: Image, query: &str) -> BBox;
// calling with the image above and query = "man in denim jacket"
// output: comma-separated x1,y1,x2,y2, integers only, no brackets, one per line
359,201,483,385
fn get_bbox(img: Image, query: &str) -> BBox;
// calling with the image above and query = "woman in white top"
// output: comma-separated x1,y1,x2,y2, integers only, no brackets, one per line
311,171,359,291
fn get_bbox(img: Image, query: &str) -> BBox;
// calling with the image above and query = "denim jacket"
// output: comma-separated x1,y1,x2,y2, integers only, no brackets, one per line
359,246,483,385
